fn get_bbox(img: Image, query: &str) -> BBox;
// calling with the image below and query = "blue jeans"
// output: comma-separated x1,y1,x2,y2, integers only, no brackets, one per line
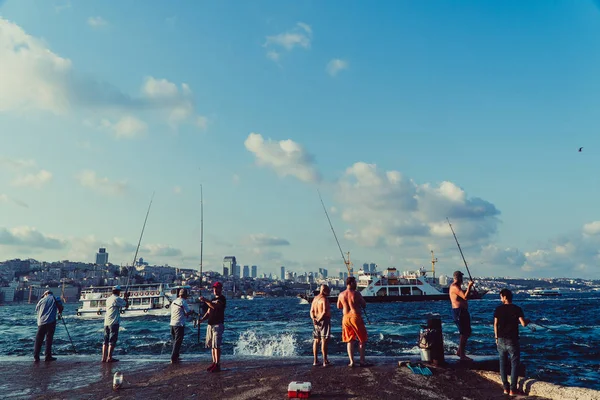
497,338,520,391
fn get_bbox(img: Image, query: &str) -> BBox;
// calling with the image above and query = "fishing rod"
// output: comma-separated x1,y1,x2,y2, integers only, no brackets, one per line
125,192,155,296
531,320,559,332
60,315,77,353
318,189,351,276
446,217,474,283
50,294,77,353
317,189,371,325
199,184,204,344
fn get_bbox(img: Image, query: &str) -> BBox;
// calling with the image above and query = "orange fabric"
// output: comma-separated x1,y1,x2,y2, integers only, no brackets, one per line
342,312,367,343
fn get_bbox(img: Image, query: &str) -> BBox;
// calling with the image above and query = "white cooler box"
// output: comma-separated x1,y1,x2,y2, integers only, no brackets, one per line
288,381,312,398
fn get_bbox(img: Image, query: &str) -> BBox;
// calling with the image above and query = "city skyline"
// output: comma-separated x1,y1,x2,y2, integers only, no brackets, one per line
1,1,600,279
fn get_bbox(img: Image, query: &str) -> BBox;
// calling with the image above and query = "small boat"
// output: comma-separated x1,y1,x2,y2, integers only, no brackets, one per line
530,288,562,297
75,284,200,318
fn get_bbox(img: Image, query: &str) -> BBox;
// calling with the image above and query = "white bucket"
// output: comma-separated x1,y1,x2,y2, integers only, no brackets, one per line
420,348,431,362
113,372,124,390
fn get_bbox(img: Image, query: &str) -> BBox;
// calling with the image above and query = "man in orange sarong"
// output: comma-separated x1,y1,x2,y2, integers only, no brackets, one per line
337,276,368,367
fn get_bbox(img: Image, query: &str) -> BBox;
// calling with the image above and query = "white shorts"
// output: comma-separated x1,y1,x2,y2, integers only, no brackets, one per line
206,324,224,349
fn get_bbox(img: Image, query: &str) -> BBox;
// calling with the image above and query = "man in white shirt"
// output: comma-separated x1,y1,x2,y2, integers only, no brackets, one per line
34,290,64,362
170,288,192,363
102,285,128,363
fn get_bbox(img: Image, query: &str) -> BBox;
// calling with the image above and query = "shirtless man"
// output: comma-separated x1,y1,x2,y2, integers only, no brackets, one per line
310,284,332,367
337,276,368,367
449,270,474,360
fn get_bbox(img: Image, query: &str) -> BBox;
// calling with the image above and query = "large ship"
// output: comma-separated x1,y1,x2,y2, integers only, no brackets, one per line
75,284,201,318
299,252,487,303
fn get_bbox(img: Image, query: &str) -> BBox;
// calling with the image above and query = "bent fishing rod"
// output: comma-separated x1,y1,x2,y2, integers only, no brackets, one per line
317,189,371,325
124,192,155,297
50,294,77,353
446,217,474,284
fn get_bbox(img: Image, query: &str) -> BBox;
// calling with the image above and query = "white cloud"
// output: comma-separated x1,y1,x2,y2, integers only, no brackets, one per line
0,226,66,249
519,222,600,277
11,169,52,188
142,244,182,257
334,162,499,248
326,59,349,77
67,235,184,263
266,51,280,62
246,233,290,247
195,116,208,130
87,16,108,28
0,157,36,170
173,186,182,195
232,174,240,185
0,17,72,114
142,77,207,130
264,22,312,61
100,115,147,139
0,18,208,130
583,221,600,236
75,170,128,196
244,132,321,183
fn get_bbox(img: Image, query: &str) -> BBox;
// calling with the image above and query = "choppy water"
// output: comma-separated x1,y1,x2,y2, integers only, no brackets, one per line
1,293,598,390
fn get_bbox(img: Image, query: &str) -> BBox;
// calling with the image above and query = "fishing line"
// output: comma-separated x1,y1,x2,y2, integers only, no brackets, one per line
317,189,370,324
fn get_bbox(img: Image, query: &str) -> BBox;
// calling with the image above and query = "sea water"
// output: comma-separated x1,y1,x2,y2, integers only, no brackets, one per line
1,292,598,390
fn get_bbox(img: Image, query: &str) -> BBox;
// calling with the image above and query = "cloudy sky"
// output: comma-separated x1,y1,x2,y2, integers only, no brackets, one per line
1,0,599,278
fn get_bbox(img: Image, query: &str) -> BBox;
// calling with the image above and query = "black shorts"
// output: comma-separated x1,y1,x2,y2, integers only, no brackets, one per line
103,324,119,345
452,308,472,337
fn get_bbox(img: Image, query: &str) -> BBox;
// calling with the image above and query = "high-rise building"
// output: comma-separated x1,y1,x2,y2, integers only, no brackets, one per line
370,263,376,272
243,265,249,278
319,268,328,278
96,248,108,265
339,272,344,280
223,256,236,276
251,265,257,278
280,266,285,281
363,263,368,272
233,264,241,277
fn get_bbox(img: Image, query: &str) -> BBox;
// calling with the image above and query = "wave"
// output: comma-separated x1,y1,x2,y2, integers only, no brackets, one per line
233,330,298,357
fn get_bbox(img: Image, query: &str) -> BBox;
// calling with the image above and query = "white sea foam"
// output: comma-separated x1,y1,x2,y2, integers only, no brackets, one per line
233,330,298,357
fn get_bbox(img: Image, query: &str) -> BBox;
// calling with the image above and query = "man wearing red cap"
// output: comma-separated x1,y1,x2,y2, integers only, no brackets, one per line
199,281,226,372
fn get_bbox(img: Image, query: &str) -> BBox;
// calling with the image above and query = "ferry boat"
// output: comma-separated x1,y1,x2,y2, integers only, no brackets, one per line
530,288,562,297
75,283,201,318
299,265,487,303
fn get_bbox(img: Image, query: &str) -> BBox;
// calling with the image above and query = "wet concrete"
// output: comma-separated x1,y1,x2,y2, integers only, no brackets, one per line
0,355,562,400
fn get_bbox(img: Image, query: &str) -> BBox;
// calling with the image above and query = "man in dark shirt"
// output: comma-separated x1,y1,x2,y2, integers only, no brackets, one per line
200,281,226,373
494,289,530,396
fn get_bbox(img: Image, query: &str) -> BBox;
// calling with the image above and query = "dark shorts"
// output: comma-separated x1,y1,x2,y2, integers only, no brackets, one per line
452,308,471,337
313,316,331,340
103,324,120,345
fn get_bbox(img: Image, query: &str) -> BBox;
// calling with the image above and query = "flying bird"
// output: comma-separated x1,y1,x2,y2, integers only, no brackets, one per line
578,147,583,152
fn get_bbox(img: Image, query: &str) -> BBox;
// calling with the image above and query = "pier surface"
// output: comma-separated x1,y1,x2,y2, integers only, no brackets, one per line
1,355,598,400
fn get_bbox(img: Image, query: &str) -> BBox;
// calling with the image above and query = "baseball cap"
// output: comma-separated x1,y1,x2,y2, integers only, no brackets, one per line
453,271,464,279
212,282,223,288
113,285,122,291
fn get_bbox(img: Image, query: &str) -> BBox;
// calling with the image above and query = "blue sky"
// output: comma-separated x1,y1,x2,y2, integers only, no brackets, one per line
1,0,599,278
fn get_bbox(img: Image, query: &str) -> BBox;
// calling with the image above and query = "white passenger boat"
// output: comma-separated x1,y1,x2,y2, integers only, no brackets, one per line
75,284,201,318
530,288,562,297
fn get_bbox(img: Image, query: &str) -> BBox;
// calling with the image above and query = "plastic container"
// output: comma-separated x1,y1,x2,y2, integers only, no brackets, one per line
420,348,431,362
288,381,312,398
113,372,124,390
